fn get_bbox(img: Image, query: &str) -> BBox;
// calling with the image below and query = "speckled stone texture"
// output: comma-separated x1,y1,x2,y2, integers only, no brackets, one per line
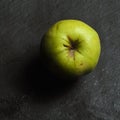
0,0,120,120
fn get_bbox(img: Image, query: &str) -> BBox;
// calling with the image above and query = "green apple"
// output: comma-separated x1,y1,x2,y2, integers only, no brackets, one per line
40,19,101,78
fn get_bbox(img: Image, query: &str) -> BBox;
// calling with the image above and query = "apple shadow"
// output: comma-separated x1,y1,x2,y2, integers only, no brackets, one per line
16,54,79,101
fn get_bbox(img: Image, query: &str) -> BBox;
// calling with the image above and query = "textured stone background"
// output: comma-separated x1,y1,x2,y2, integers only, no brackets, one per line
0,0,120,120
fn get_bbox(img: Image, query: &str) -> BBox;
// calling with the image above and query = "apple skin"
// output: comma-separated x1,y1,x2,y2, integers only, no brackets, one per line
40,19,101,78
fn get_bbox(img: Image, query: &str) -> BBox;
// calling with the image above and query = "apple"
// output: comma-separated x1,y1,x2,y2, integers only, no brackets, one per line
40,19,101,78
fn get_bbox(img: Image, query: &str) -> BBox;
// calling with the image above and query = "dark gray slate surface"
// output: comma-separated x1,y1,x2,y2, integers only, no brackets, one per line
0,0,120,120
